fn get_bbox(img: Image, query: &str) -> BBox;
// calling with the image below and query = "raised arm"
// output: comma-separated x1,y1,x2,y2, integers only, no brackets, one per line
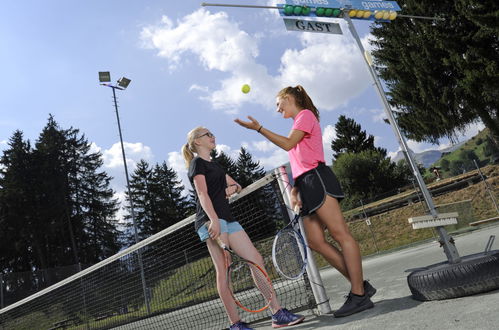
234,115,305,151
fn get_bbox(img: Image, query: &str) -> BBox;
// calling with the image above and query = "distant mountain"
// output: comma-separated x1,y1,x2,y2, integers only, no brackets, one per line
391,140,468,168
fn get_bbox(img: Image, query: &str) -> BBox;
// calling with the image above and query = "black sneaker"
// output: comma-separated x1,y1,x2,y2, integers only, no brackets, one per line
333,292,374,317
364,280,377,298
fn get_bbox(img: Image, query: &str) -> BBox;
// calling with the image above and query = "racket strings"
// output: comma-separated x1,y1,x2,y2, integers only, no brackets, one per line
229,260,273,312
273,230,307,279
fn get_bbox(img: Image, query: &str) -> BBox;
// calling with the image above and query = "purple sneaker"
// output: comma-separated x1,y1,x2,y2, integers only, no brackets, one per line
229,320,254,330
271,308,305,328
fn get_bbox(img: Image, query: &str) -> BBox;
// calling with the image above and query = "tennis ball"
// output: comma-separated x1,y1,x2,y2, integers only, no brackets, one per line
241,84,251,94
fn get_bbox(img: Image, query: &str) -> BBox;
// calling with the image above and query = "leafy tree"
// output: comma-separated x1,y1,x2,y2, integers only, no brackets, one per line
331,115,387,159
440,159,450,172
449,159,465,176
457,149,478,171
333,150,409,210
484,135,499,163
370,0,498,149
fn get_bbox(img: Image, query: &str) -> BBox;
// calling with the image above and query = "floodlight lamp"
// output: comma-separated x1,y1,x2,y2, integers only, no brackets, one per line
99,71,111,83
117,77,131,89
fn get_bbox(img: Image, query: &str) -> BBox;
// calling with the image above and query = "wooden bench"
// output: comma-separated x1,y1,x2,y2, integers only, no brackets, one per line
470,216,499,226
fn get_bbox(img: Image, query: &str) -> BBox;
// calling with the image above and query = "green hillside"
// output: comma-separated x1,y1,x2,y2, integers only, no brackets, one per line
430,128,497,180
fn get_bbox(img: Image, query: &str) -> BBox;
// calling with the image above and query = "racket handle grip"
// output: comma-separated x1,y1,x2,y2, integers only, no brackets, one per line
216,237,227,249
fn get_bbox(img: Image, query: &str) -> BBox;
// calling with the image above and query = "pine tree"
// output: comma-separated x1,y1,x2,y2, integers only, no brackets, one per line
0,131,37,272
123,160,192,244
210,149,237,179
331,115,387,159
370,0,498,148
235,147,266,187
0,116,121,273
123,159,155,245
32,116,121,267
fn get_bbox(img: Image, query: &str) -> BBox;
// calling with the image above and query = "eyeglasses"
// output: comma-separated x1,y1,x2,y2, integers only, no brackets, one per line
197,132,215,139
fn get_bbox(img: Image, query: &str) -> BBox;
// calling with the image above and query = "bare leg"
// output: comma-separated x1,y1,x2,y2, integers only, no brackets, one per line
228,230,282,313
303,213,350,280
314,196,364,295
206,233,240,324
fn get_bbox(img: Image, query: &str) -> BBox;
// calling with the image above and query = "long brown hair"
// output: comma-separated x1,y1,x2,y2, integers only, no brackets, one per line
181,126,207,168
277,85,320,121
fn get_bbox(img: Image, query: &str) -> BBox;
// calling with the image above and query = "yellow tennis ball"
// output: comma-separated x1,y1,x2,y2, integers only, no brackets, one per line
241,84,251,94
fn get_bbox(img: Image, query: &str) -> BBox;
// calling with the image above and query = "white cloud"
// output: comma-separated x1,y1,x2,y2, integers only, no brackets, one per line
387,150,398,160
461,121,486,140
167,151,191,195
141,8,373,113
102,142,154,170
189,84,209,93
0,139,7,152
370,108,386,123
113,191,128,225
243,140,277,153
322,124,336,164
255,149,289,169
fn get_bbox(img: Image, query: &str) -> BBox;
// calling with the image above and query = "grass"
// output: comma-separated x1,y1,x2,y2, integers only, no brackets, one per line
311,164,499,268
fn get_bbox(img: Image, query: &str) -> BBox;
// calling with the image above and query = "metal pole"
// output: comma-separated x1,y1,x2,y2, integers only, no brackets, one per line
1,273,4,309
473,159,499,214
111,87,151,314
360,200,379,253
274,166,332,314
343,15,460,263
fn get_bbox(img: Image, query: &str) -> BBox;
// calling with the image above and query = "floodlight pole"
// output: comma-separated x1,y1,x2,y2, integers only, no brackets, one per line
343,14,460,263
102,81,151,314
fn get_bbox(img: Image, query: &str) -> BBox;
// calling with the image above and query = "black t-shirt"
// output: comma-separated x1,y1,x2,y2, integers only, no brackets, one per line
188,156,235,231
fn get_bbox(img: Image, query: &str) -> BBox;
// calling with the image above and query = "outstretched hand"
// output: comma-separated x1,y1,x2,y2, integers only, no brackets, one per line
234,116,260,131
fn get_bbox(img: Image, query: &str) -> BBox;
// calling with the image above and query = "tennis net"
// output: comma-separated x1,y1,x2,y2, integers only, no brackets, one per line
0,171,316,330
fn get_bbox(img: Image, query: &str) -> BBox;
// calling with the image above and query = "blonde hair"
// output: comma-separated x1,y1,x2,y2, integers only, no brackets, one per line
182,126,207,168
277,85,320,121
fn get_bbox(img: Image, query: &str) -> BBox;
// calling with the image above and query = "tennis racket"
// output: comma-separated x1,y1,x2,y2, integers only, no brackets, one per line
216,238,274,313
272,205,308,280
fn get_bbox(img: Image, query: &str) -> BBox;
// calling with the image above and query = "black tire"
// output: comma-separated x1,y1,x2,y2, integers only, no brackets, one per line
407,250,499,301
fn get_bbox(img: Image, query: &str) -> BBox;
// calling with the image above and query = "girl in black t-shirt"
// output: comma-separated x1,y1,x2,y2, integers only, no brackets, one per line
182,127,304,330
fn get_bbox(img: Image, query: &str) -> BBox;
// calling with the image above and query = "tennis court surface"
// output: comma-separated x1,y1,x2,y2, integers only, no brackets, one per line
254,224,499,330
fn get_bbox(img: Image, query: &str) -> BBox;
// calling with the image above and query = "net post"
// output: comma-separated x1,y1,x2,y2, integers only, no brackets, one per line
0,273,4,309
274,166,332,314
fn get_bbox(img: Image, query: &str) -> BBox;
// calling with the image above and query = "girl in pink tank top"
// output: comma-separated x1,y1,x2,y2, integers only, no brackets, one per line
235,85,375,318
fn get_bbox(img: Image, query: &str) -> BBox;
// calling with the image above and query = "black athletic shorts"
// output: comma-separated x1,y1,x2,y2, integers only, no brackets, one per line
294,162,344,216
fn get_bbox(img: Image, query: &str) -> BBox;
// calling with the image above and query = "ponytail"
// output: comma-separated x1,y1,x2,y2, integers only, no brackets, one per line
182,126,207,168
277,85,320,121
182,143,195,169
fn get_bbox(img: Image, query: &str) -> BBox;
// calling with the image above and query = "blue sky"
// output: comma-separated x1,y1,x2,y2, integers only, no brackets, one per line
0,0,483,208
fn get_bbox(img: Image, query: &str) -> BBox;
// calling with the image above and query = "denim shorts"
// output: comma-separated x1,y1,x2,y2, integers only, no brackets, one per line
197,219,244,241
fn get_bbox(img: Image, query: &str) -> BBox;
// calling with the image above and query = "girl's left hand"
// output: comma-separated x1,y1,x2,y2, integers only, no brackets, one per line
225,185,238,198
234,116,260,131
